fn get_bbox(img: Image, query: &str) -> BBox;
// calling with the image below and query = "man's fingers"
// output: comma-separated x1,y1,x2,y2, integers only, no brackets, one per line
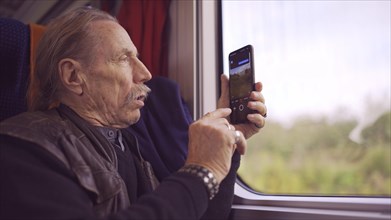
247,113,266,129
248,101,267,117
233,130,247,155
254,81,263,92
220,74,229,97
203,108,232,119
250,90,265,104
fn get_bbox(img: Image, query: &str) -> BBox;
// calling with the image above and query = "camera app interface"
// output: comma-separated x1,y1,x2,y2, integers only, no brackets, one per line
229,47,253,123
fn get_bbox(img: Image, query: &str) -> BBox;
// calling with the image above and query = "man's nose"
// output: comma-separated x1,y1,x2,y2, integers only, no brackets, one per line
134,60,152,83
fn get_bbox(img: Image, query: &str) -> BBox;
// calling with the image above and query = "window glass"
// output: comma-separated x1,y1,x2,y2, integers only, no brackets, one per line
222,0,390,195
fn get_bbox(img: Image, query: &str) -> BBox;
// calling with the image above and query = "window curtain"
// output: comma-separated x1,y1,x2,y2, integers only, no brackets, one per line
113,0,171,77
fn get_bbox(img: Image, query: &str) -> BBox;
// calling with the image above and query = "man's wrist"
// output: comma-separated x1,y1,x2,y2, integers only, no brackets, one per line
178,164,220,200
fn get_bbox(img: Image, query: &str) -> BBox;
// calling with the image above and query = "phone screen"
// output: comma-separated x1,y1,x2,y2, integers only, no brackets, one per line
229,45,255,124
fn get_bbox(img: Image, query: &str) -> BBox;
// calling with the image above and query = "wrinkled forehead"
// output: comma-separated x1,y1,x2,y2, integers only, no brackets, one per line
89,20,138,59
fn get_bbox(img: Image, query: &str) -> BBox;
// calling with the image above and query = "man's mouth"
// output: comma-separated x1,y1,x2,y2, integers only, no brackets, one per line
126,84,151,105
136,94,146,102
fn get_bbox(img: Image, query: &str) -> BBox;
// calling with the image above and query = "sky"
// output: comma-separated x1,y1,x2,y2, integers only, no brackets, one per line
222,0,391,133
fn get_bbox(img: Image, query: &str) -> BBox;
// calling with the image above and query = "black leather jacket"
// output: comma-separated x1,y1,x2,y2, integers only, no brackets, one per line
0,106,132,217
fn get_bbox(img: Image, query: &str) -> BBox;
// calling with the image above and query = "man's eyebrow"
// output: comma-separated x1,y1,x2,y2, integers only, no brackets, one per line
119,48,138,57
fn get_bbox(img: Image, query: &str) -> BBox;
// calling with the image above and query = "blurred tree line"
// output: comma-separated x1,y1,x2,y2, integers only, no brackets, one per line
238,111,391,196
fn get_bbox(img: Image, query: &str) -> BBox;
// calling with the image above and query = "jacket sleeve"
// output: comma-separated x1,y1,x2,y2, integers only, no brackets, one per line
200,151,241,220
0,135,209,220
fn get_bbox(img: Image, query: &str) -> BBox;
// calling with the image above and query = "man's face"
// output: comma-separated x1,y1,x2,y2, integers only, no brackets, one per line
82,20,152,128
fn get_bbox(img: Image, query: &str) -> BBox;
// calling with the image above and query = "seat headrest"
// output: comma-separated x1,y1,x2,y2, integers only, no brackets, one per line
0,18,30,121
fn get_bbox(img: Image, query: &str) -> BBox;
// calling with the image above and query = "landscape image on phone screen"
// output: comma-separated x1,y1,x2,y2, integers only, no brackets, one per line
230,61,252,100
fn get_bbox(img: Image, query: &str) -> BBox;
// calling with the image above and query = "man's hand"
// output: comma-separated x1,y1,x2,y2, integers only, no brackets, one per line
217,74,267,139
185,108,247,183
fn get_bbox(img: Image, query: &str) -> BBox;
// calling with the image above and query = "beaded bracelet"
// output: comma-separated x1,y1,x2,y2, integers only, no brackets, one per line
178,164,219,200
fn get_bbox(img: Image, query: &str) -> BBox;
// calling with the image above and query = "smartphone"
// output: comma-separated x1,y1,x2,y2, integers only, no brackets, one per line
228,45,255,124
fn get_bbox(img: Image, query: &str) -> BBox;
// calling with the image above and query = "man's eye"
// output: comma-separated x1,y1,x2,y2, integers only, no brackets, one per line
120,55,129,61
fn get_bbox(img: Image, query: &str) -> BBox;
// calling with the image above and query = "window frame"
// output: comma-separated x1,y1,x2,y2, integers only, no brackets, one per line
167,1,391,219
232,180,391,220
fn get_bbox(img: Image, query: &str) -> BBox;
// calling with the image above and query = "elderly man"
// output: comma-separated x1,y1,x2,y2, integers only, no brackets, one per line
0,7,266,220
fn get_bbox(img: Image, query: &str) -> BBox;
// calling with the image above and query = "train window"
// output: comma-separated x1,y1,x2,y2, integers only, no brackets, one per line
222,1,390,195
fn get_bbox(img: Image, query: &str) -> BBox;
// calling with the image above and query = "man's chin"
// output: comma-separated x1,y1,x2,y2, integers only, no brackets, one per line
127,110,141,126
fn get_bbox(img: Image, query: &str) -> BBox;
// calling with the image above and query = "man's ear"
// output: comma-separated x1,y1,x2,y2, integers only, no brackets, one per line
58,58,84,95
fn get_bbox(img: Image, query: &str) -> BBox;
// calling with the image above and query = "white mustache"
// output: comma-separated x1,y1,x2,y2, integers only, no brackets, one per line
126,84,151,104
